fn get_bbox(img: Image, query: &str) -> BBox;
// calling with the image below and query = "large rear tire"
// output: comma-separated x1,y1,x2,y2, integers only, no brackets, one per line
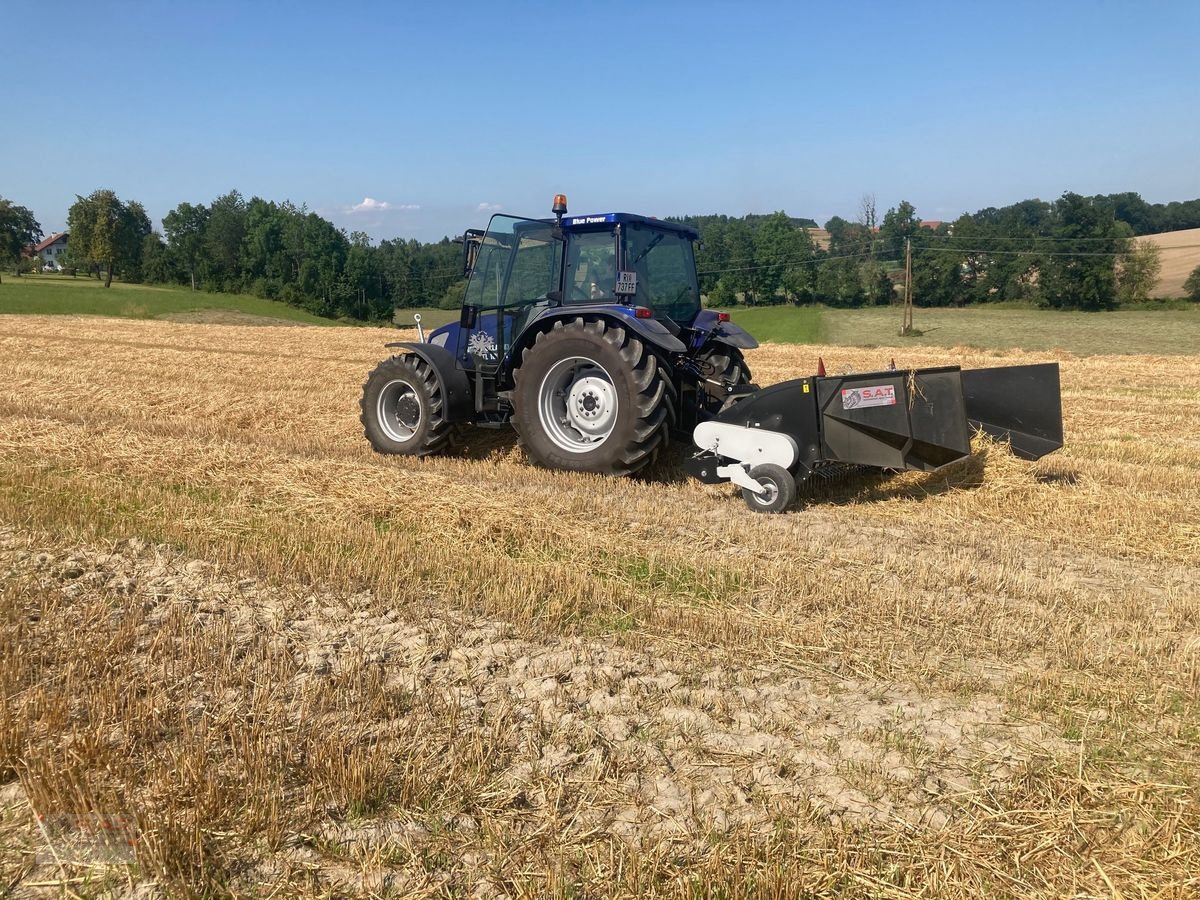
512,317,671,476
360,355,459,457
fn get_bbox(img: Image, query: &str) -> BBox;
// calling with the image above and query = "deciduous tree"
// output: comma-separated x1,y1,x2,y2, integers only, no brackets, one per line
1184,265,1200,302
66,190,149,287
879,201,920,259
162,201,209,291
0,197,42,283
1115,239,1162,303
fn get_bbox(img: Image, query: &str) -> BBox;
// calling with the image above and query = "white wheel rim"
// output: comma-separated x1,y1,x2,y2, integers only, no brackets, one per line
538,356,618,453
752,479,779,506
377,379,421,443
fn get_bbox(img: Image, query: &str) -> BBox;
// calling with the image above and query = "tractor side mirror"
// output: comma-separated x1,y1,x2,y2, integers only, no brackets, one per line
461,229,484,276
460,304,478,330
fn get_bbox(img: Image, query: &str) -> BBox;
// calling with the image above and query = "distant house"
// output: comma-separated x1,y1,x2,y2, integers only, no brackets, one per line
29,232,69,270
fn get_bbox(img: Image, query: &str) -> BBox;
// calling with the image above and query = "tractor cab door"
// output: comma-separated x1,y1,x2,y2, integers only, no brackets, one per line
458,216,562,373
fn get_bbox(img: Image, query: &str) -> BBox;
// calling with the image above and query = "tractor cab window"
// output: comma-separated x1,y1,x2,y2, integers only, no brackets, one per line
565,230,617,302
461,215,561,371
464,215,559,311
622,224,700,322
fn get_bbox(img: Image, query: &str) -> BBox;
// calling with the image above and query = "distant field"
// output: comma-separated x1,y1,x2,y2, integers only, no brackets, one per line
821,304,1200,355
6,279,1197,354
399,303,1199,355
710,304,824,343
0,274,336,325
1141,227,1200,297
725,304,1199,355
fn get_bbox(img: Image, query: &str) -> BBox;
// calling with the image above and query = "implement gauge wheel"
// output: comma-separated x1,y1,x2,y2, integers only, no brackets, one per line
360,354,458,457
513,317,671,476
741,463,796,514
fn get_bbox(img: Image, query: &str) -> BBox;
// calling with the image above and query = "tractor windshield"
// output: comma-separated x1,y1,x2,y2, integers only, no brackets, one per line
622,223,700,323
461,215,561,371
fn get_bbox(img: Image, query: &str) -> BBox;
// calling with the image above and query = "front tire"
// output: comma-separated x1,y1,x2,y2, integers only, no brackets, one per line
360,355,458,457
512,317,671,476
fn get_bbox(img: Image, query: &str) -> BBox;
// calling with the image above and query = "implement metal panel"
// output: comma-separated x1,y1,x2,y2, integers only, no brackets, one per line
817,367,971,471
961,363,1063,460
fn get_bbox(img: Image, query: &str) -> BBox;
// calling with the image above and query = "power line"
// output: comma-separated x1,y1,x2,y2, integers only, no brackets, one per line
915,244,1200,258
698,250,900,278
921,233,1160,244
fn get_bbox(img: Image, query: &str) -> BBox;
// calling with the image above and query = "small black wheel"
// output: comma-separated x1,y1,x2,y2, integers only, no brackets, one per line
741,463,796,513
360,354,458,457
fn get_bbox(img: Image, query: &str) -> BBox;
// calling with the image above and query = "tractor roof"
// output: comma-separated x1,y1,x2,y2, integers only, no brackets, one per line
510,213,699,240
560,213,699,239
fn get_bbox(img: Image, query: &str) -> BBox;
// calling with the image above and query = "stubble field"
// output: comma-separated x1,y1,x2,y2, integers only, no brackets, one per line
1,315,1198,897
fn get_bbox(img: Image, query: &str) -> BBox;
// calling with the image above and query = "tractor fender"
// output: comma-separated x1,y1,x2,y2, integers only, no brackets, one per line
382,341,474,423
689,310,759,350
518,306,687,356
709,322,759,350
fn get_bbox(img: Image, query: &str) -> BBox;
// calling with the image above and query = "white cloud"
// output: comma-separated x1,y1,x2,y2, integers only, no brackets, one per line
350,197,420,214
352,197,389,213
477,202,503,213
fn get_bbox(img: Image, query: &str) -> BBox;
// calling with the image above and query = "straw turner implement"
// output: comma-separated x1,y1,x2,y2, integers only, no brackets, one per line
359,194,1064,512
686,361,1063,512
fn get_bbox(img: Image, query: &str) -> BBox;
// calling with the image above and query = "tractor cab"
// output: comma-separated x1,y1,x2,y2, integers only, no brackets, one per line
430,199,703,378
558,212,701,324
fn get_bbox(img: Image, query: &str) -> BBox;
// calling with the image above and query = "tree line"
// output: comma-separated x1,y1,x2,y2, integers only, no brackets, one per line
679,191,1198,312
2,188,1198,318
69,189,462,321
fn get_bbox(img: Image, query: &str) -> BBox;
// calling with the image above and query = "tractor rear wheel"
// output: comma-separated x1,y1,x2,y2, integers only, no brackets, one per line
360,354,458,457
513,317,671,476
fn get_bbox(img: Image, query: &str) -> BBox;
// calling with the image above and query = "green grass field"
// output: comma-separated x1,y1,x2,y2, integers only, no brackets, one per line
6,277,1198,354
0,274,336,325
394,303,1199,355
712,305,825,343
818,304,1200,355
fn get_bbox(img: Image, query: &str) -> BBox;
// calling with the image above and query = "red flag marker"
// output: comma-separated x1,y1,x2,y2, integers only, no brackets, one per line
816,357,826,377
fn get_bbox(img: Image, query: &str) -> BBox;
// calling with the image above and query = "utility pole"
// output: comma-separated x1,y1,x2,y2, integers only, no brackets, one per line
901,237,914,335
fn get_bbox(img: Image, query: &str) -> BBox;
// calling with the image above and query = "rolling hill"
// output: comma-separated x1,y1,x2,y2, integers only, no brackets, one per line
1141,227,1200,297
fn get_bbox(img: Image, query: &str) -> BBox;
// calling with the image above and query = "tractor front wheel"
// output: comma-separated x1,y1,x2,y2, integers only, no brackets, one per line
513,317,671,476
360,354,458,457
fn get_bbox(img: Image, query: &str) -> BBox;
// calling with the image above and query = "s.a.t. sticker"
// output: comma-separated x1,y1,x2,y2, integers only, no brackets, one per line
841,384,896,409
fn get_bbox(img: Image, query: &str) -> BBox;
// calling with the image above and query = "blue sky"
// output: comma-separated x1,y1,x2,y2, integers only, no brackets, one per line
5,1,1198,243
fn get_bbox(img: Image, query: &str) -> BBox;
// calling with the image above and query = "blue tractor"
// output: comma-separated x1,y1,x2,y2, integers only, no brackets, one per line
362,194,1065,511
360,194,758,476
